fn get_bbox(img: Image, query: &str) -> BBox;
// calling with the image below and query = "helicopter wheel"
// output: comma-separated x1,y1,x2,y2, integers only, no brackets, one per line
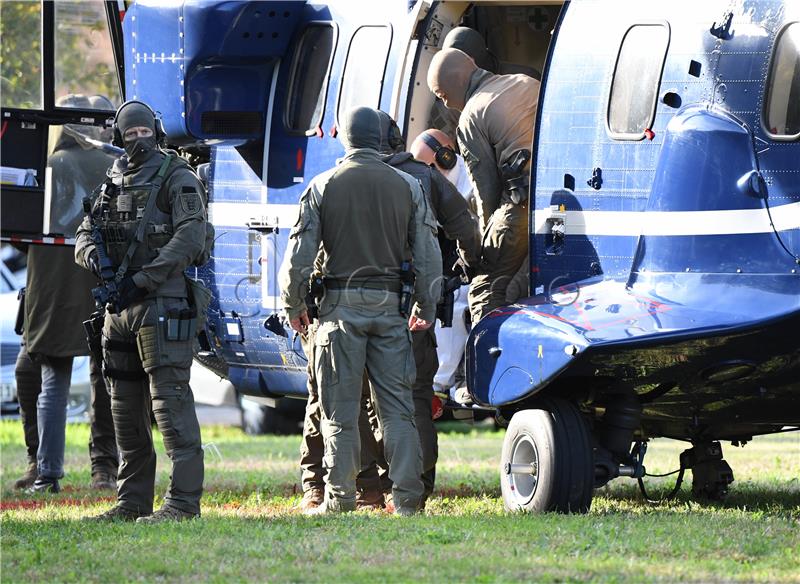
500,398,593,513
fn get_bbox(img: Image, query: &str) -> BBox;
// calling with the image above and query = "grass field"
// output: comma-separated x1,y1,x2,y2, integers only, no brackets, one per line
1,420,798,583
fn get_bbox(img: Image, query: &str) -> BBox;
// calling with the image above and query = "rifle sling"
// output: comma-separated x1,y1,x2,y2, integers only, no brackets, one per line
115,154,175,283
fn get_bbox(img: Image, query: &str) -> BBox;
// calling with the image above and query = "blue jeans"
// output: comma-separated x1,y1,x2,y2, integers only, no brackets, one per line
36,355,73,479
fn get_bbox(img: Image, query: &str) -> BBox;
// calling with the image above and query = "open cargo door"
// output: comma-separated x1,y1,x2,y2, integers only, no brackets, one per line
1,0,125,244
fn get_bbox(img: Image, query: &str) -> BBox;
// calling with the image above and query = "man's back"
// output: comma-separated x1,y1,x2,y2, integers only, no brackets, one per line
461,72,539,179
320,155,412,283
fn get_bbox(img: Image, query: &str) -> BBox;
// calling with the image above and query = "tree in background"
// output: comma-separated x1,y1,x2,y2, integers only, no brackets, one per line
0,2,43,109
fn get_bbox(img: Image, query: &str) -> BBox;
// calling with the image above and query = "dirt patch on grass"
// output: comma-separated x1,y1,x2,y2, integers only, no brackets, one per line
1,495,115,511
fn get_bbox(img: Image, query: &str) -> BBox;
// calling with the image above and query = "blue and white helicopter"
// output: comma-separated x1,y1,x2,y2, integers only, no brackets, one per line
1,0,798,513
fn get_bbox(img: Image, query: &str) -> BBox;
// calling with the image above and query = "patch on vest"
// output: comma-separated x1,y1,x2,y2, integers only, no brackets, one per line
179,187,201,215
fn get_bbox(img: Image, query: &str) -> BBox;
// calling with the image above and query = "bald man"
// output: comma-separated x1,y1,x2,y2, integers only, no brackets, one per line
428,48,539,323
410,129,471,201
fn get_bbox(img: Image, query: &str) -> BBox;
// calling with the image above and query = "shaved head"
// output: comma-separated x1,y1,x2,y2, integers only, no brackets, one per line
427,48,477,112
410,129,455,168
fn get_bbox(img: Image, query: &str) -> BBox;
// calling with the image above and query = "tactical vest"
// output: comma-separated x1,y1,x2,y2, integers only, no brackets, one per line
99,155,210,297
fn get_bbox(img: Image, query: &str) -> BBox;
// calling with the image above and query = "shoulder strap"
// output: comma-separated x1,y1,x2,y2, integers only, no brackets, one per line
114,154,175,283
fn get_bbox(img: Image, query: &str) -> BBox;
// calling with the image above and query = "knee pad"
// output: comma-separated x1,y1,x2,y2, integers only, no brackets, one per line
151,389,200,457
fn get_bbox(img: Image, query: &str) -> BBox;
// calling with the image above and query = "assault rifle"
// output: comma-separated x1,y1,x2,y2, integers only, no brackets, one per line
82,191,119,360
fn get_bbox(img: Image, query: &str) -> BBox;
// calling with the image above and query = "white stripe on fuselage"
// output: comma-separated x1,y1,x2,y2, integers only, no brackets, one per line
209,202,299,229
210,201,800,236
534,201,800,236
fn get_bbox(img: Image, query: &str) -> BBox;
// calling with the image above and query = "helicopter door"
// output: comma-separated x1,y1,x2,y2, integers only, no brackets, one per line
0,0,125,244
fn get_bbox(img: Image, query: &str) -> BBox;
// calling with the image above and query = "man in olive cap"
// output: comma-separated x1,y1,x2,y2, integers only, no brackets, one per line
75,101,208,523
428,48,539,323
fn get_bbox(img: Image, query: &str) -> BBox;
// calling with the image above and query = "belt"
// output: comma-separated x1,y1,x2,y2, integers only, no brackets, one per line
325,279,403,294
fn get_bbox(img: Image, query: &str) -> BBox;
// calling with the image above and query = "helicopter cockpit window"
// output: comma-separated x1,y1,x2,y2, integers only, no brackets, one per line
285,23,337,135
54,0,122,109
607,23,670,140
336,25,392,124
764,22,800,140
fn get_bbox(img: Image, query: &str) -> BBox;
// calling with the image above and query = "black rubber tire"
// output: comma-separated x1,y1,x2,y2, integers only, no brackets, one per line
500,398,594,513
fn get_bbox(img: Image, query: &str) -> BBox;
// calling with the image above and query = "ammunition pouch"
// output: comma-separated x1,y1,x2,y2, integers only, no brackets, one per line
135,305,193,373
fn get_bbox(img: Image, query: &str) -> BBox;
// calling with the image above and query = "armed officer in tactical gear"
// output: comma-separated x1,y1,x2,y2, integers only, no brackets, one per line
280,106,442,515
428,48,539,323
295,113,480,511
75,101,207,523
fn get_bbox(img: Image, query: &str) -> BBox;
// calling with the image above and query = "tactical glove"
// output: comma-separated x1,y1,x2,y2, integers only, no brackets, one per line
116,276,148,312
87,250,103,279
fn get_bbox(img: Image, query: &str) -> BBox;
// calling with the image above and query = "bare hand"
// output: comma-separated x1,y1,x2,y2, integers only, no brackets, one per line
290,311,310,334
408,315,432,331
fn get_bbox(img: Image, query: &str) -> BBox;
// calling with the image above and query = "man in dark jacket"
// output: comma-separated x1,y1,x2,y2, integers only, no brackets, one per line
13,94,118,493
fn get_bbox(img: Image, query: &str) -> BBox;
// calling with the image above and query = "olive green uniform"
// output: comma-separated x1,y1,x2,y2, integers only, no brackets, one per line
75,151,207,516
297,153,479,504
298,326,382,500
457,69,540,322
280,137,441,512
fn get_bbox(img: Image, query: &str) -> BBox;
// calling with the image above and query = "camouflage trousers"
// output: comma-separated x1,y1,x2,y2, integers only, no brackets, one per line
102,297,203,515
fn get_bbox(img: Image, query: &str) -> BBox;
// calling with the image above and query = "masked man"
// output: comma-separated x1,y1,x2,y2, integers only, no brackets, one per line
280,106,441,515
75,101,208,523
428,48,540,323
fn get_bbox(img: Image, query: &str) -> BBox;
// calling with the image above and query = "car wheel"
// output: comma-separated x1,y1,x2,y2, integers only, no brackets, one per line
500,398,593,513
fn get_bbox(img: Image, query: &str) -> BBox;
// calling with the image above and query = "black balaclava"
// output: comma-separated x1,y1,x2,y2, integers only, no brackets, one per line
116,101,159,166
339,106,382,151
376,110,405,155
442,26,498,73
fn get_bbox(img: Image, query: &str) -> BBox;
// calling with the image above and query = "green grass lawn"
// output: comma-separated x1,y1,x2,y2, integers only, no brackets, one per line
1,420,798,583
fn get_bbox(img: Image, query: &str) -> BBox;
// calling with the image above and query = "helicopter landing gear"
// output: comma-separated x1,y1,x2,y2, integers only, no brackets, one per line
681,441,735,501
500,398,593,513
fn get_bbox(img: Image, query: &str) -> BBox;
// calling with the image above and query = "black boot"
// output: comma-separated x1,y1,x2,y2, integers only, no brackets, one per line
30,476,61,494
90,471,117,490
